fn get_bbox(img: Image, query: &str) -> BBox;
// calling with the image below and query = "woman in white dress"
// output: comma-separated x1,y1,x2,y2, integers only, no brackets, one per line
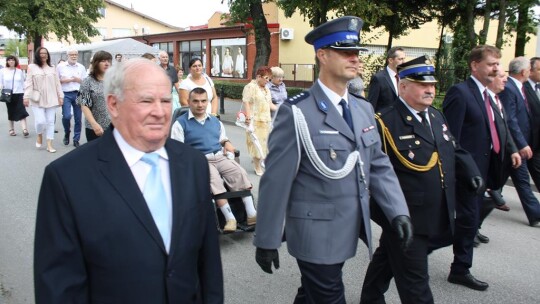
234,47,245,78
221,47,234,78
179,58,218,114
211,48,220,76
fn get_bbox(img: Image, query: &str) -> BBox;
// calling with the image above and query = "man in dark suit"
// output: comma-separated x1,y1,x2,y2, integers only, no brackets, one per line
361,56,483,304
368,46,406,111
34,58,224,303
523,57,540,193
499,57,540,227
253,16,413,303
443,45,521,291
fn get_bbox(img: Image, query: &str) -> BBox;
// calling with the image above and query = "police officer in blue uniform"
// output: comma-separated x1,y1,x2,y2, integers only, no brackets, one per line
360,56,484,304
253,16,413,303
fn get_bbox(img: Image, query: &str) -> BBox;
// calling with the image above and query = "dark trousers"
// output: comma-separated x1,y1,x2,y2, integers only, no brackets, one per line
62,91,81,141
510,158,540,224
451,184,481,275
528,152,540,192
293,259,345,304
85,128,100,142
361,233,433,304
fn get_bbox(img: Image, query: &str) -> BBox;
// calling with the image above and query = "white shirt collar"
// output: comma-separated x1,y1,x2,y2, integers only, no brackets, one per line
317,79,348,112
470,75,488,96
528,78,537,89
399,97,428,123
113,129,168,167
508,76,524,91
188,109,209,122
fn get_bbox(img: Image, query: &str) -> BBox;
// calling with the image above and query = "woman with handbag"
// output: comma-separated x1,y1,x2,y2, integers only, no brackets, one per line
179,58,218,114
0,55,29,137
241,66,276,175
23,47,64,153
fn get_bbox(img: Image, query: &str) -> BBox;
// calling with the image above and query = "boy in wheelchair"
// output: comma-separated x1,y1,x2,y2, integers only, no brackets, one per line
170,87,257,233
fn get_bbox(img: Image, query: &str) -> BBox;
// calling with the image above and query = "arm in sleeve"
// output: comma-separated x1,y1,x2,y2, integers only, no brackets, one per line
23,65,35,100
196,159,224,304
34,165,89,304
442,86,466,143
253,104,301,249
170,121,185,143
499,89,528,149
365,109,410,223
367,74,381,110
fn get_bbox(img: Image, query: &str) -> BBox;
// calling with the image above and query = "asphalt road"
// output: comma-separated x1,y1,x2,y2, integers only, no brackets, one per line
0,104,539,304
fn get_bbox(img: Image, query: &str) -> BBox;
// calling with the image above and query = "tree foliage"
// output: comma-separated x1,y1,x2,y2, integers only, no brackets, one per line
0,0,104,48
4,39,29,57
224,0,272,78
277,0,433,50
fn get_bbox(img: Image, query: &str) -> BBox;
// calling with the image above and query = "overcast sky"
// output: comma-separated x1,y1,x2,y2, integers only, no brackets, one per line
115,0,230,27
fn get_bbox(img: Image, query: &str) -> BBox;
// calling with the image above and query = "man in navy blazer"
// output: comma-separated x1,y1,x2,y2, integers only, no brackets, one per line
367,46,406,111
499,57,540,227
34,59,224,303
523,57,540,193
443,45,520,291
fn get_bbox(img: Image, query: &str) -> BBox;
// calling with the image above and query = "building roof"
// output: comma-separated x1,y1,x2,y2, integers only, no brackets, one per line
105,0,182,30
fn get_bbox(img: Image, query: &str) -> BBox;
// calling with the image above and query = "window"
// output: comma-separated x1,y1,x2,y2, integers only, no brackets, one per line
111,28,132,38
98,7,106,17
178,40,206,72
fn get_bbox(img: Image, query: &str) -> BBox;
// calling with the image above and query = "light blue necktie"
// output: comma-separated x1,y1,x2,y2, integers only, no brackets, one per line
141,153,171,252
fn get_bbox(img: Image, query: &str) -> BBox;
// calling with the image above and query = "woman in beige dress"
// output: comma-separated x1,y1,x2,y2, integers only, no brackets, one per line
24,47,63,153
242,66,276,175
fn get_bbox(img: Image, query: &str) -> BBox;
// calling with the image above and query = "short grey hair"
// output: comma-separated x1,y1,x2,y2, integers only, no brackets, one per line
104,58,166,102
270,66,284,77
66,48,78,55
508,56,530,75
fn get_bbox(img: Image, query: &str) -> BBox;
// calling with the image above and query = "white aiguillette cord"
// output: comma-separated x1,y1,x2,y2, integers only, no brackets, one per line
291,105,365,180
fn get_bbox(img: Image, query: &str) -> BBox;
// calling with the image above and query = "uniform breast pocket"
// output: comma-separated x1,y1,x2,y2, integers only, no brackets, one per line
394,137,422,152
360,129,380,148
312,135,351,168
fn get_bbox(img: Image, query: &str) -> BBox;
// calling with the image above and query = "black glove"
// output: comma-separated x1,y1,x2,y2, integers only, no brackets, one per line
468,176,485,195
255,248,280,274
391,215,413,251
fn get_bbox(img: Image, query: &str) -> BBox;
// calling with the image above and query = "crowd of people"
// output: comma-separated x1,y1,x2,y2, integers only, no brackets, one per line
0,13,536,304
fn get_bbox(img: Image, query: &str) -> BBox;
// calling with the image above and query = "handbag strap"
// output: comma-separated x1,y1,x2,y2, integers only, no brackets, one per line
10,70,15,90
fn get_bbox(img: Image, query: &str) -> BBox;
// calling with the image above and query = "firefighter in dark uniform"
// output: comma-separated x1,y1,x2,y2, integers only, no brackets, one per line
360,56,485,304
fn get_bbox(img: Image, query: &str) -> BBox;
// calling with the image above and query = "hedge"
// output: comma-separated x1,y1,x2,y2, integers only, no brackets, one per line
213,80,444,110
214,80,306,100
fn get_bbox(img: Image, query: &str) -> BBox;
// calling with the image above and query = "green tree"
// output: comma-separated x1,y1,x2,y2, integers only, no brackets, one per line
224,0,272,78
4,39,29,57
277,0,433,51
0,0,104,49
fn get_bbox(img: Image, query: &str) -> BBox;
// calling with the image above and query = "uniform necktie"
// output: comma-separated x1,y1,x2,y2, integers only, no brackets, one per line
141,153,171,252
521,86,530,113
417,111,433,138
339,99,354,131
494,95,504,118
535,83,540,100
484,90,500,154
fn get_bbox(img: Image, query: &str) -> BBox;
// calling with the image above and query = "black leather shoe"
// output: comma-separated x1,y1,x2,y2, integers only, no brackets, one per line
73,140,80,148
476,232,489,243
488,189,506,206
530,219,540,227
63,133,70,146
448,273,489,291
473,236,480,247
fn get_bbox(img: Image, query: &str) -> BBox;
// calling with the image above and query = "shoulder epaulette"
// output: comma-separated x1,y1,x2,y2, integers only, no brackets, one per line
375,106,394,119
349,92,367,102
286,91,310,105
